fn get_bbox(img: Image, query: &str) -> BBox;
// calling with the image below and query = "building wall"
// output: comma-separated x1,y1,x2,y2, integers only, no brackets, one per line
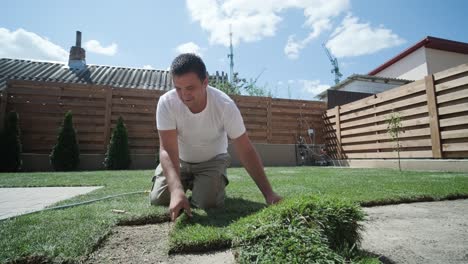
426,48,468,74
376,47,428,80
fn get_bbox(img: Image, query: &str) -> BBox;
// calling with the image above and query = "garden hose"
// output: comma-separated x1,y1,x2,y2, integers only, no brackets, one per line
1,190,151,222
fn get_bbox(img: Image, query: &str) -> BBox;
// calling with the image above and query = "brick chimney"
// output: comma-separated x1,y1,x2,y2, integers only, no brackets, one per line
68,31,86,69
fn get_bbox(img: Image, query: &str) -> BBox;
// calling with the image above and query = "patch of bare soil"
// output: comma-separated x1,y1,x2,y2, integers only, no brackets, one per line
360,199,468,264
85,222,235,264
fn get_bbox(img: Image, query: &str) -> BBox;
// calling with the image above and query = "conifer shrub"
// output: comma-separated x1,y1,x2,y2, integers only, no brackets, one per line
0,111,22,172
50,110,80,171
104,116,131,170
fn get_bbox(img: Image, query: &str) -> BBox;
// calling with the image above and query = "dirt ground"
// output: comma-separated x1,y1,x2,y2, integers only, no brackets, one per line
86,199,468,264
84,222,234,264
360,199,468,264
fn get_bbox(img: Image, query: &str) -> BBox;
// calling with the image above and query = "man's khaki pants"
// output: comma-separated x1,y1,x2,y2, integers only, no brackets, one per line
149,153,230,209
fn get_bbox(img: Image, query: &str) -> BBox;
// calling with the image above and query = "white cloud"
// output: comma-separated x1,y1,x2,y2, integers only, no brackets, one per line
142,65,154,69
326,15,405,58
0,27,68,62
186,0,350,55
284,35,303,60
175,42,203,56
299,79,330,98
84,40,118,56
285,0,349,59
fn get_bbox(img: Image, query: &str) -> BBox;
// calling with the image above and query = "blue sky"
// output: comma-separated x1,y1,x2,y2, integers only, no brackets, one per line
2,0,468,100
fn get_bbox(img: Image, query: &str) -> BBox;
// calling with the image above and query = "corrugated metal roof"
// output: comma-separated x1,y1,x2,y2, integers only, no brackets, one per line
0,58,175,91
317,74,413,98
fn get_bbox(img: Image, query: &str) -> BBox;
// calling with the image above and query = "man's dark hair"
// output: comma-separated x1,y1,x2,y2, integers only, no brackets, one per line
170,53,207,81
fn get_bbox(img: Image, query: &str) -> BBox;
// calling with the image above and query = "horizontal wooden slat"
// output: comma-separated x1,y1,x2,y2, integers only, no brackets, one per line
435,76,468,92
8,79,109,90
270,99,324,108
444,151,468,158
111,115,154,122
112,98,156,107
324,110,337,118
341,105,428,129
9,97,105,107
443,143,468,152
112,88,162,98
270,108,323,115
437,89,468,104
339,80,426,114
11,104,106,116
439,116,468,128
341,128,431,144
9,86,106,98
441,129,468,140
340,94,427,122
111,106,157,114
433,63,468,81
21,115,105,124
346,150,433,159
341,117,429,136
438,102,468,116
342,139,431,151
239,109,268,115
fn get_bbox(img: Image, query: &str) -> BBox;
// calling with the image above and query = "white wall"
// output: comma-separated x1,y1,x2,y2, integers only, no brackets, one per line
340,80,403,94
375,47,428,80
426,48,468,75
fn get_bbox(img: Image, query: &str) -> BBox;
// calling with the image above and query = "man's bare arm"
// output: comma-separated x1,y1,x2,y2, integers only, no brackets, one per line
232,133,282,204
158,129,192,220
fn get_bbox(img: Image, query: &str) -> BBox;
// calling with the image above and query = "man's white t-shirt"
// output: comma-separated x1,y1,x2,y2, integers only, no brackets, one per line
156,86,246,163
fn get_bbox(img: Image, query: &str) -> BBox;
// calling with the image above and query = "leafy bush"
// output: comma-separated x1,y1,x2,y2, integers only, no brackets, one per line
50,111,80,171
0,111,22,172
104,116,131,170
387,112,403,171
232,196,365,263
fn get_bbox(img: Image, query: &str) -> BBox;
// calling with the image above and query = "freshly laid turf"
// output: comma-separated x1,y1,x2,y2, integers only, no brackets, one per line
232,196,367,263
169,167,468,253
0,167,467,263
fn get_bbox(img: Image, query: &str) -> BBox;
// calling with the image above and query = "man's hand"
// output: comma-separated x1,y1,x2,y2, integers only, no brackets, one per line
265,191,282,205
169,189,192,221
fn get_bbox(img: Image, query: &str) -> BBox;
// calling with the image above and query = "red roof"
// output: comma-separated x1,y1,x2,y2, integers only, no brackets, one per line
368,36,468,75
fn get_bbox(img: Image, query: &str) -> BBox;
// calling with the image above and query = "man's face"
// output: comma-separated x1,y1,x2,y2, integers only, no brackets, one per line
173,72,208,113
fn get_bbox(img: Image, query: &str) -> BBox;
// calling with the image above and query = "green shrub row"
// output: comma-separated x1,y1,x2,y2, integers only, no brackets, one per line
0,110,134,171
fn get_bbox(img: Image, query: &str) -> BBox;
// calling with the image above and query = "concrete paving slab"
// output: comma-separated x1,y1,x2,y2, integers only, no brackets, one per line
0,186,103,220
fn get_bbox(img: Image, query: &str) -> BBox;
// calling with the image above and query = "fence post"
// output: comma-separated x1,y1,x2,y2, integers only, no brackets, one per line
103,87,113,152
266,97,272,143
425,74,443,158
0,89,8,131
335,105,342,159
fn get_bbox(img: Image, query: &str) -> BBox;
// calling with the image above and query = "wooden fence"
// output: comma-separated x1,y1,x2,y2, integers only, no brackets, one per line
323,63,468,159
2,80,326,155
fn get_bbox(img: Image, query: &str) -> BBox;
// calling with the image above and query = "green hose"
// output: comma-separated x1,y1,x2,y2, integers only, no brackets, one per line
1,190,149,222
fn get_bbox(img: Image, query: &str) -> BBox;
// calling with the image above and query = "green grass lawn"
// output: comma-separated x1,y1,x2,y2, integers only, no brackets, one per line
0,167,467,263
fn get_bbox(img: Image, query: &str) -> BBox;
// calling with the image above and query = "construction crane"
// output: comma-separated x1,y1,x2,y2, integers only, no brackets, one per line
227,25,234,84
322,43,342,85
